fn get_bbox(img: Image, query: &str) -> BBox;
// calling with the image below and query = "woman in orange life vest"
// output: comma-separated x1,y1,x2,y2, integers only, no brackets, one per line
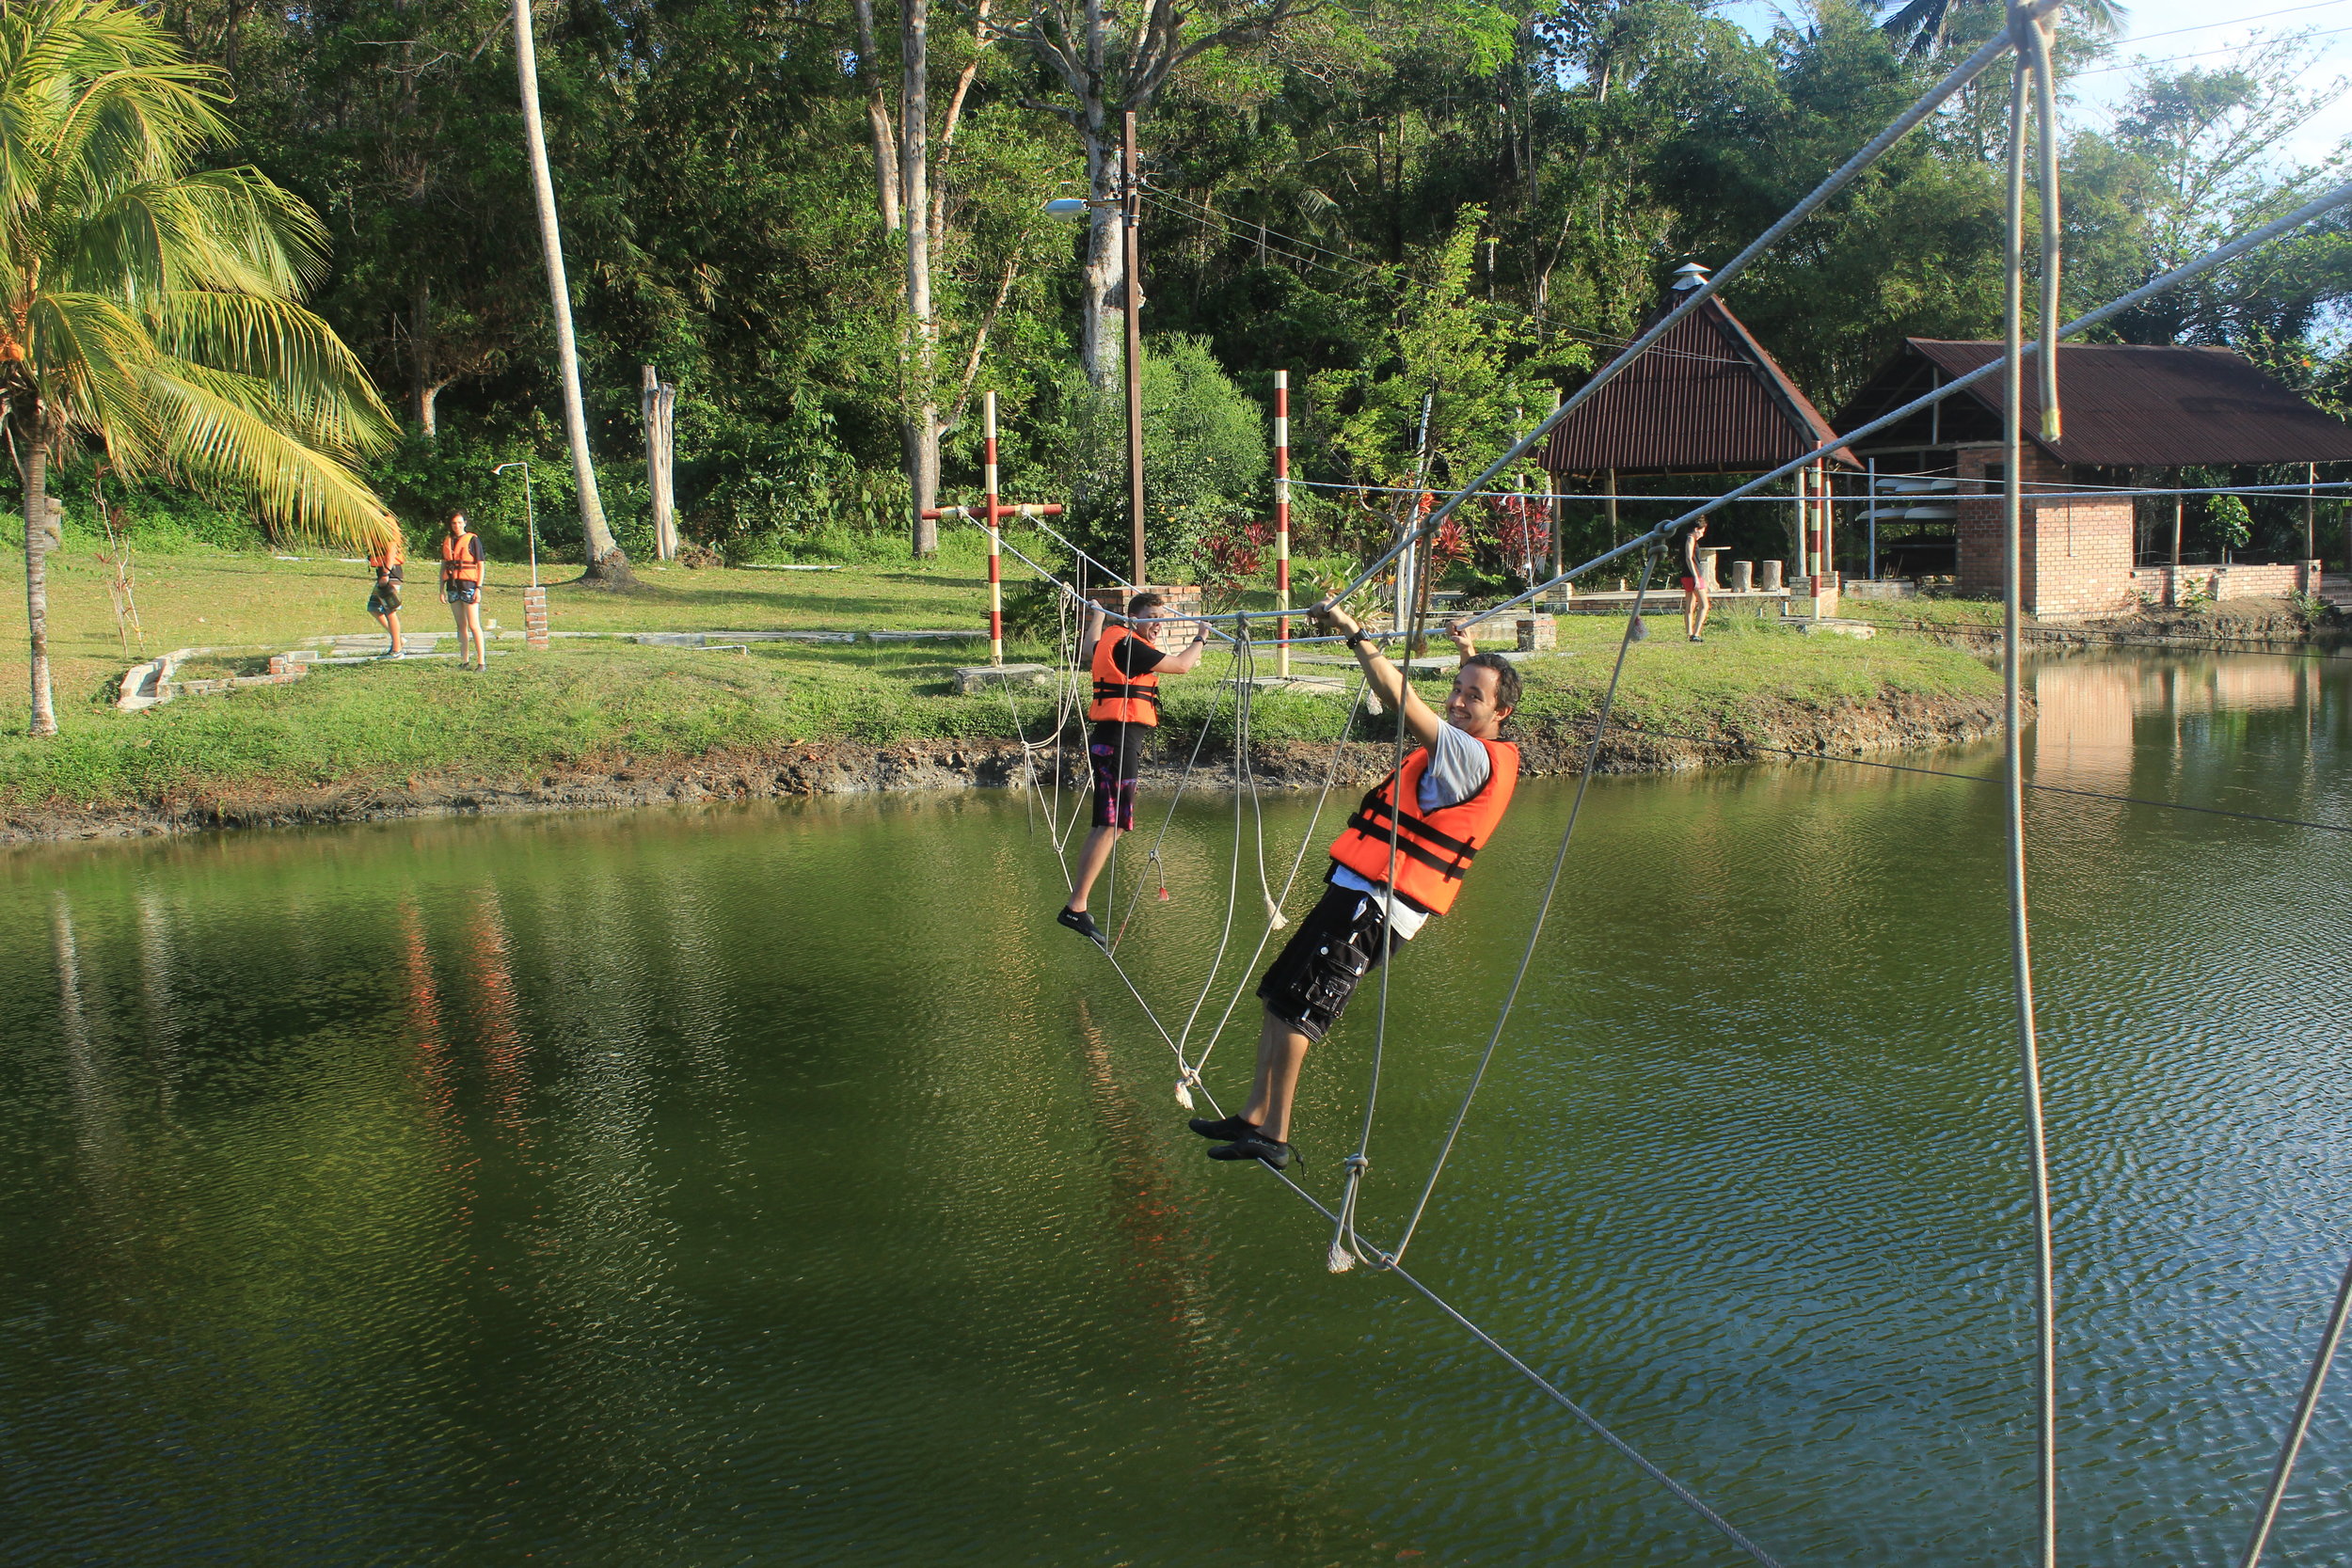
1056,592,1209,946
438,511,489,672
1190,602,1520,1170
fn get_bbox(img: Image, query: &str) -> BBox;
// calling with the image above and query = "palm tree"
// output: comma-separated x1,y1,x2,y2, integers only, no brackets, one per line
1875,0,2121,60
0,0,397,736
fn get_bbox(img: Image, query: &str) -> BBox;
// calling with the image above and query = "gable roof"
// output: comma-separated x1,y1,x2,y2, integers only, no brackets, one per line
1834,340,2352,467
1538,292,1857,475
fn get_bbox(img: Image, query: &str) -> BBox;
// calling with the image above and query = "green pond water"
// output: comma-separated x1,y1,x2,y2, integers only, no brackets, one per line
3,650,2348,1567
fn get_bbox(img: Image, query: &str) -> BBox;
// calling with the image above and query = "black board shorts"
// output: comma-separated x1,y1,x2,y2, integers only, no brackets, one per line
1256,881,1399,1043
1089,718,1150,831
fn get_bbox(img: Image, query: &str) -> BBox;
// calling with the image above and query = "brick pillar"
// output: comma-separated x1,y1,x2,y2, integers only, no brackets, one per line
523,585,549,651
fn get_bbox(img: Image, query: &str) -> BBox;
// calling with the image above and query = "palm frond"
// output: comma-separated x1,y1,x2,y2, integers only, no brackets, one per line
144,363,396,551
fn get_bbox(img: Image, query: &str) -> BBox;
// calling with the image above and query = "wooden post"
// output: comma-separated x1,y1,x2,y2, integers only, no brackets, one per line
2171,470,2184,571
1604,467,1619,550
1273,370,1291,676
1547,389,1564,584
1866,455,1878,580
642,364,677,562
2306,461,2317,563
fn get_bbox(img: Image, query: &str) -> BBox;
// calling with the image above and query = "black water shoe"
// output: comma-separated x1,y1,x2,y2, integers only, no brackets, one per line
1188,1115,1259,1142
1207,1131,1294,1170
1057,907,1106,946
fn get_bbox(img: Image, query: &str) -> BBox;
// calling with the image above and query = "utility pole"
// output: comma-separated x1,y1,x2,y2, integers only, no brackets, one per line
1122,109,1147,586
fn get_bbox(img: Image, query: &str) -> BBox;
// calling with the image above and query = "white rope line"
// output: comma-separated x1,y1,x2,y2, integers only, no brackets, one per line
1182,678,1372,1098
1327,587,1440,1275
1390,548,1662,1267
1168,628,1258,1106
1080,914,1789,1567
2239,1255,2352,1566
2001,29,2060,1564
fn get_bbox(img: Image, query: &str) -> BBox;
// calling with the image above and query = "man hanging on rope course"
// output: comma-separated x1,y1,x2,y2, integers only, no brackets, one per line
1192,604,1519,1169
1057,592,1209,945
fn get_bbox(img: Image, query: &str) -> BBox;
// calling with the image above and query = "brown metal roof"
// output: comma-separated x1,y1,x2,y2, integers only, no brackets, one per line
1540,293,1857,475
1836,340,2352,466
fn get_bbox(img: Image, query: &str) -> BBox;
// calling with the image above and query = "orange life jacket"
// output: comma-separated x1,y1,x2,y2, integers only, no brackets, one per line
1089,626,1162,725
439,532,484,585
370,537,405,572
1327,737,1519,916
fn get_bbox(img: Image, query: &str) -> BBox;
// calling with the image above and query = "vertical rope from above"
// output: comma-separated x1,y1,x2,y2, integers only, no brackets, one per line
2001,26,2059,1568
1331,580,1435,1274
2239,1255,2352,1567
1183,677,1371,1098
1172,624,1256,1107
2023,10,2064,442
1389,546,1661,1268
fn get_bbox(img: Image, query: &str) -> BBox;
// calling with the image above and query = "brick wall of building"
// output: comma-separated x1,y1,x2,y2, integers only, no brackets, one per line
2132,562,2324,603
1956,446,2156,617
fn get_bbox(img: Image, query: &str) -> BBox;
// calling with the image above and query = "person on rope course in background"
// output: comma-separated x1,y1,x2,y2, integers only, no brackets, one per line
1191,607,1518,1170
439,511,489,673
1680,516,1711,643
1057,592,1209,945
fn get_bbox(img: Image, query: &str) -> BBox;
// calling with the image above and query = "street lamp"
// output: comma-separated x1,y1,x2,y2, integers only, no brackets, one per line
493,460,538,589
1045,109,1147,587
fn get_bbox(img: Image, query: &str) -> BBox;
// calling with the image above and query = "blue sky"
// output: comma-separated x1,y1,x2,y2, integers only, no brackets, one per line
1715,0,2352,166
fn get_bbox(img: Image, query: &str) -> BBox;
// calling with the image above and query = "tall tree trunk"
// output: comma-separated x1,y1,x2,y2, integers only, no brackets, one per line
1076,112,1124,394
852,0,901,230
23,436,56,737
409,282,431,435
512,0,626,580
902,0,940,556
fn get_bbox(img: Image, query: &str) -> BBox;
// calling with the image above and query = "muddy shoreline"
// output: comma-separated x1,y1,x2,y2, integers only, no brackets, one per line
1,689,2010,846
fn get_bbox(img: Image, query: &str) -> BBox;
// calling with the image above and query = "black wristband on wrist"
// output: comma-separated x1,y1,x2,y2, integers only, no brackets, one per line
1345,630,1369,651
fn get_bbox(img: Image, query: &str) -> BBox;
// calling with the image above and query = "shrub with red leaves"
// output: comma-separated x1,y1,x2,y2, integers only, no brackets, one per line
1481,494,1550,583
1196,518,1273,599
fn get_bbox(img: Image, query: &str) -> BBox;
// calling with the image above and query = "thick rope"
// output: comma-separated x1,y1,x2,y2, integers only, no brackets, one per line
1170,626,1258,1106
1390,548,1662,1266
1331,582,1436,1273
1184,678,1372,1097
2002,33,2060,1566
2239,1254,2352,1567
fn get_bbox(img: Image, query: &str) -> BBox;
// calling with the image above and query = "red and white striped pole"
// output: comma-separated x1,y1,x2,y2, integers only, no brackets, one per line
1274,370,1291,675
985,389,1004,666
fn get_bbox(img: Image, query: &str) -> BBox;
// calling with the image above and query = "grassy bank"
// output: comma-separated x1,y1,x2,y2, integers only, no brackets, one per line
0,542,2002,818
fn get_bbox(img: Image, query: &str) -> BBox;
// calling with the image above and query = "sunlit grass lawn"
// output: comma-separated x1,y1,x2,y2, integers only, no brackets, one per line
0,540,2000,813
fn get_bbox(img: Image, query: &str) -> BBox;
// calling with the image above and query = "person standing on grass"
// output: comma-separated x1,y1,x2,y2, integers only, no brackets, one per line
367,518,405,658
1680,517,1711,643
439,511,488,671
1189,607,1517,1170
1057,592,1209,945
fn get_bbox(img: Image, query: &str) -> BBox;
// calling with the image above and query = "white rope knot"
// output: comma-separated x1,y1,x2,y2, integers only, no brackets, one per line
1173,1066,1201,1110
1327,1153,1373,1274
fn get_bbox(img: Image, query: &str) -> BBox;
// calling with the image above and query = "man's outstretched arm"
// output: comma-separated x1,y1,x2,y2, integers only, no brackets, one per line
1316,604,1442,750
1156,622,1211,673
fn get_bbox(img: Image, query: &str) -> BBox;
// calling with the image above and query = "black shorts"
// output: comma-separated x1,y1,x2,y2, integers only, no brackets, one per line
1089,719,1149,831
1255,881,1399,1044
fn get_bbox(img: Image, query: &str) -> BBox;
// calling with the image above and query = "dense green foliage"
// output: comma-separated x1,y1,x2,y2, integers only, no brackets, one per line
68,0,2352,578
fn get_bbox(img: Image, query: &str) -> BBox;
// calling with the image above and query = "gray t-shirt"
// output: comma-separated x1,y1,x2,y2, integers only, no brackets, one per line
1329,722,1493,940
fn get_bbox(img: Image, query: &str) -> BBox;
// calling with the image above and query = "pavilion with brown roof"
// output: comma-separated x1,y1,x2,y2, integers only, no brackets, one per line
1539,263,1857,600
1836,340,2352,613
